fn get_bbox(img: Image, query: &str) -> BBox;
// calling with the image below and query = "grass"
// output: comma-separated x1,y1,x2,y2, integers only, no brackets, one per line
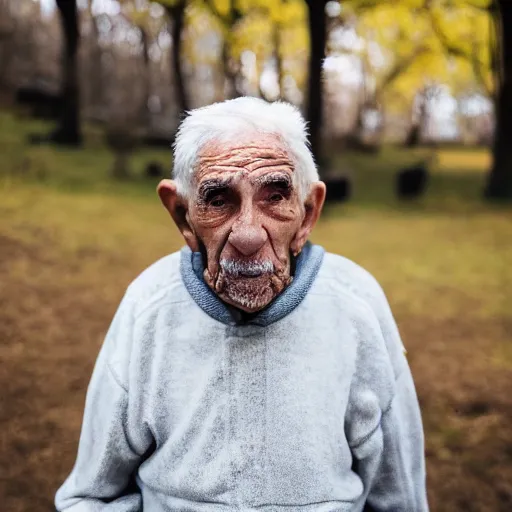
1,110,512,511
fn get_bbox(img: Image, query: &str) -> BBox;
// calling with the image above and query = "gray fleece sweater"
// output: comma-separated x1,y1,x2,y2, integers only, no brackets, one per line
55,243,429,512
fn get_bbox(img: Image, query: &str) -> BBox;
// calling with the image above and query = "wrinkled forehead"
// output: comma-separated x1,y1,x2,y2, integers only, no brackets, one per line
196,132,294,175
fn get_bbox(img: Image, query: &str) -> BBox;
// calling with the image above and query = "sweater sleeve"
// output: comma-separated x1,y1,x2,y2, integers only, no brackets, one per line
55,294,151,512
359,366,429,512
346,284,429,512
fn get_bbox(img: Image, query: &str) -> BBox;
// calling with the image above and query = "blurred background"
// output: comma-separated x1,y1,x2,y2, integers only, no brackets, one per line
0,0,511,510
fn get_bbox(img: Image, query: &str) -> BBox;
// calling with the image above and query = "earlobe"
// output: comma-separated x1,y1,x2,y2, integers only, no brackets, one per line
290,182,326,255
157,179,200,252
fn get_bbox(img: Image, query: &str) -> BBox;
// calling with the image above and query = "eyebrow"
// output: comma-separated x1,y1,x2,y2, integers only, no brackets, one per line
251,173,293,190
197,177,234,199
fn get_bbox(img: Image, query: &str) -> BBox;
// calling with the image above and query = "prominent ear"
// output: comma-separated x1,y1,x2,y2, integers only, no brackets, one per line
290,181,326,256
157,179,200,252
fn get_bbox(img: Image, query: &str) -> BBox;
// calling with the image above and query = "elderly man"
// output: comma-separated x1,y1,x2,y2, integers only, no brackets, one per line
56,98,428,512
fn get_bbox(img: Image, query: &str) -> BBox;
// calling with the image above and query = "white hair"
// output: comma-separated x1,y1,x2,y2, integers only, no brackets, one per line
172,97,319,201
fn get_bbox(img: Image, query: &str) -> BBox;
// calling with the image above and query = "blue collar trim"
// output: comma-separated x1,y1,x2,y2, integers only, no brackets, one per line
180,242,325,327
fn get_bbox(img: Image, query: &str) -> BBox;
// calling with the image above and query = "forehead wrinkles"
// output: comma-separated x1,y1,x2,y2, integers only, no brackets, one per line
197,138,294,173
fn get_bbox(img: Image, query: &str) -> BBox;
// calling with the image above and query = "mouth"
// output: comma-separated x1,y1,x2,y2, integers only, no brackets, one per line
219,259,274,279
237,268,266,278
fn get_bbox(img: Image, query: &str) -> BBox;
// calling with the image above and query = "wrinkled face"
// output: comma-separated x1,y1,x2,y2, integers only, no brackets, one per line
187,134,307,312
158,132,325,314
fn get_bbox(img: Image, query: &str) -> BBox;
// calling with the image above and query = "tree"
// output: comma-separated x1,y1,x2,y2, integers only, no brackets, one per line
418,0,511,198
0,0,16,95
53,0,82,146
342,0,495,149
120,0,168,130
121,0,190,128
343,5,432,148
165,0,190,113
427,0,493,96
405,82,443,146
151,0,190,116
485,0,512,200
305,0,328,168
202,0,244,98
181,0,302,104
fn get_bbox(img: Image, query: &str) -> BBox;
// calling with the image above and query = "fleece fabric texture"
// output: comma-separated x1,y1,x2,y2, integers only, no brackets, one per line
55,244,429,512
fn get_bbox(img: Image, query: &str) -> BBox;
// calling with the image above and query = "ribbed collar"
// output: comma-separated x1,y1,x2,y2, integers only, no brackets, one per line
179,242,325,327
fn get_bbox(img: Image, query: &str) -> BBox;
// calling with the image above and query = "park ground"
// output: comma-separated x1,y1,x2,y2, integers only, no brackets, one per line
0,111,511,511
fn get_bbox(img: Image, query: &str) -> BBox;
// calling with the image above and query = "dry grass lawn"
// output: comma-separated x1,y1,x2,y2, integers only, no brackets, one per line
1,112,511,511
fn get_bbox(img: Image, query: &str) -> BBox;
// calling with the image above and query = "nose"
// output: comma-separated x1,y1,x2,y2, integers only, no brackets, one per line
228,209,268,257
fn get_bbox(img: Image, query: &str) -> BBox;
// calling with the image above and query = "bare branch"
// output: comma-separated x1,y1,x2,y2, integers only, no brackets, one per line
376,46,430,98
428,5,494,94
429,11,469,58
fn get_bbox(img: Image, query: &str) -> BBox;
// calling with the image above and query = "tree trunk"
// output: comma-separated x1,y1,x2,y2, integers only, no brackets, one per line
405,117,422,147
166,1,190,117
485,0,512,200
305,0,327,170
405,92,427,147
273,23,283,101
222,40,239,100
139,26,152,130
89,14,103,120
0,0,15,94
204,0,242,101
53,0,82,146
112,151,130,180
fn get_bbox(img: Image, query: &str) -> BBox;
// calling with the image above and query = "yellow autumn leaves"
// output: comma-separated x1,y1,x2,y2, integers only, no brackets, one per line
119,0,493,109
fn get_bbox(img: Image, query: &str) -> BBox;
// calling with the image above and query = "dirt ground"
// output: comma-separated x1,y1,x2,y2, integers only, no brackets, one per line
1,224,511,512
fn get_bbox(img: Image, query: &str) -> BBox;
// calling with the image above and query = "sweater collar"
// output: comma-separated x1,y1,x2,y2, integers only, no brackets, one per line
180,242,324,327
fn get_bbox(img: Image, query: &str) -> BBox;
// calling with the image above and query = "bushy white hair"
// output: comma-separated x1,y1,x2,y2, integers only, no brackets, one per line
172,97,319,201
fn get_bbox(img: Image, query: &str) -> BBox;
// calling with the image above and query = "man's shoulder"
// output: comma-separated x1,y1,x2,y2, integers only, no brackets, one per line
316,251,386,307
315,250,401,338
319,250,407,378
124,249,188,316
322,251,375,279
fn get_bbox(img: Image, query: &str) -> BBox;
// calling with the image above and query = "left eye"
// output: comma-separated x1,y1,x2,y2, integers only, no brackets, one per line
268,193,284,202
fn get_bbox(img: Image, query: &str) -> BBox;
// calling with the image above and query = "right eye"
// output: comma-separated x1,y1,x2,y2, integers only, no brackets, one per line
210,197,226,208
268,192,284,203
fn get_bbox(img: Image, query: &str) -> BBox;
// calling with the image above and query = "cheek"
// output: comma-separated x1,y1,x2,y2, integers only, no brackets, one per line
264,215,302,252
189,208,232,257
263,200,300,223
194,204,234,229
263,200,303,238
